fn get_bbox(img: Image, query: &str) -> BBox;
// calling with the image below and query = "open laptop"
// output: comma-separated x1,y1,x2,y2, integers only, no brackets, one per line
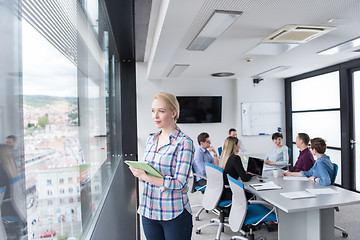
247,157,264,177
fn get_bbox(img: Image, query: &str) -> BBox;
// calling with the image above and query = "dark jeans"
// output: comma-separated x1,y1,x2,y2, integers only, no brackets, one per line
142,210,193,240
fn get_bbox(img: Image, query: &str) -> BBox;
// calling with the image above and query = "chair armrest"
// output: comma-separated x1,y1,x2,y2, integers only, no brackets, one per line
193,173,207,180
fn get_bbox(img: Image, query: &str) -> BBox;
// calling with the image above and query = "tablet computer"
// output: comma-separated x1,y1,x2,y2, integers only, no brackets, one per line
124,161,164,178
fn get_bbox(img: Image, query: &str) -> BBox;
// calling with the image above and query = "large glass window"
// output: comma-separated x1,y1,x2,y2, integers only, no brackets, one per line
354,71,360,191
291,71,341,184
0,0,121,239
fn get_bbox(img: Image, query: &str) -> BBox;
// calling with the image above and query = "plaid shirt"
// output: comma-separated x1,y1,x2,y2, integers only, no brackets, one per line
138,128,194,220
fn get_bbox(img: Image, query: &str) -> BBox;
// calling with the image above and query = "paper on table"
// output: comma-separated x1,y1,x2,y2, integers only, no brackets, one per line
283,176,309,181
280,191,316,199
250,181,282,191
264,165,275,171
305,188,338,195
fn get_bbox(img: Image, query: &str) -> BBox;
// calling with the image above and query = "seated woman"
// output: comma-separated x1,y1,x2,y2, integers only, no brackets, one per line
283,138,335,185
264,132,289,168
219,136,253,200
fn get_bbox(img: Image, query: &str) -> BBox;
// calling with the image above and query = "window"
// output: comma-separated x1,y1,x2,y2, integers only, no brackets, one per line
1,0,122,239
290,71,341,184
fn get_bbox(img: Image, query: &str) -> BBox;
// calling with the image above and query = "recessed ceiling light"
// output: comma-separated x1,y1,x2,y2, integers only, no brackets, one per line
211,72,235,77
318,36,360,55
167,64,190,78
246,43,299,55
187,10,242,51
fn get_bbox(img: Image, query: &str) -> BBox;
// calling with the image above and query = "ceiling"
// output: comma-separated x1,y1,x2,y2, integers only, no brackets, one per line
136,0,360,80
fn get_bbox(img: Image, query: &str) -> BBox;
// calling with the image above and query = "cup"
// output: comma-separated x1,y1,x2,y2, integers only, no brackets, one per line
273,169,281,178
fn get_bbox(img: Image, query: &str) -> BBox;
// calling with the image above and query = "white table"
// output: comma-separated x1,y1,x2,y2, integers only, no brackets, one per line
243,175,360,240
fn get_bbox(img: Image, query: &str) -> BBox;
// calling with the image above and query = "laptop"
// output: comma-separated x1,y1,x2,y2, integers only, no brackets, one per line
247,157,264,177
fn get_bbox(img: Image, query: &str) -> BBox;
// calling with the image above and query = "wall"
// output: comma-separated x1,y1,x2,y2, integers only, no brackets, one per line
136,62,286,161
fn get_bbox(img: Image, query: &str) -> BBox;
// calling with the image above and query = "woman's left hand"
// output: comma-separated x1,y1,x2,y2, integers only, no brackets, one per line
264,160,274,165
129,167,147,181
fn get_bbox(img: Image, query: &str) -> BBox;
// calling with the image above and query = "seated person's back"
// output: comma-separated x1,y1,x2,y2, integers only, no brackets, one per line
219,137,252,200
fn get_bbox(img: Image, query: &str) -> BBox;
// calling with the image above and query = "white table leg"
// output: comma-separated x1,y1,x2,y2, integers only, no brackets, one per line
278,208,334,240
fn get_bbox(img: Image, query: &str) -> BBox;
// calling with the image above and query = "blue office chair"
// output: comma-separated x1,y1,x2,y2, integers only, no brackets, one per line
218,147,222,157
0,186,7,240
2,176,27,240
227,175,277,240
332,163,348,238
191,171,208,221
195,163,231,240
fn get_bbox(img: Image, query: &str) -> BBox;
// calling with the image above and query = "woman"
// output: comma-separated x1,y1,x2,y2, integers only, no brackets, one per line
220,136,253,200
129,92,194,240
283,138,335,185
264,132,289,167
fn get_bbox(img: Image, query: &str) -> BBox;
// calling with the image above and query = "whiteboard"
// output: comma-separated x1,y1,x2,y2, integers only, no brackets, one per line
241,102,282,136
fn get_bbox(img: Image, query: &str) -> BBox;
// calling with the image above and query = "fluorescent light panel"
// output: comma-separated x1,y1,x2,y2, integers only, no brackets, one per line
246,42,299,55
318,36,360,55
167,64,190,78
187,10,242,51
254,66,291,78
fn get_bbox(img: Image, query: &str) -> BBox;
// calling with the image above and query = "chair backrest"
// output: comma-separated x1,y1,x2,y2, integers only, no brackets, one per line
202,162,224,210
10,175,27,222
218,147,222,157
332,163,338,185
227,175,247,232
0,186,7,240
288,147,291,157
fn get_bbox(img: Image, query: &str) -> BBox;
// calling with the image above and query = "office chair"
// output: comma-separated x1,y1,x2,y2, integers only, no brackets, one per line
0,186,7,240
218,147,222,157
2,176,27,240
195,163,231,240
332,163,348,238
191,172,208,221
227,175,277,240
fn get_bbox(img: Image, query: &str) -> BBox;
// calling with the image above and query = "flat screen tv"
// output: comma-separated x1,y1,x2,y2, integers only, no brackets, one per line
176,96,222,123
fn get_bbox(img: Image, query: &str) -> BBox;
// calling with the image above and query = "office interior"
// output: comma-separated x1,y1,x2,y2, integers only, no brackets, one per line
0,0,359,239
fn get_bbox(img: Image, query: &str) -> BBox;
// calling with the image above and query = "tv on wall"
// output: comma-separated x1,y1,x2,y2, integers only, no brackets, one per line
176,96,222,123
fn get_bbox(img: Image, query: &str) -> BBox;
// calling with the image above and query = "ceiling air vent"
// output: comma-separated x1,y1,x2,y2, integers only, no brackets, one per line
263,24,336,43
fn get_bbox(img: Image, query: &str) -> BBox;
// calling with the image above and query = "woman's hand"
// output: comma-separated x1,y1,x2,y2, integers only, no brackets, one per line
129,167,147,181
264,160,274,165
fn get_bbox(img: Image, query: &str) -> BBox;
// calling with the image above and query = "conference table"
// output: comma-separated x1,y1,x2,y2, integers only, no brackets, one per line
243,171,360,240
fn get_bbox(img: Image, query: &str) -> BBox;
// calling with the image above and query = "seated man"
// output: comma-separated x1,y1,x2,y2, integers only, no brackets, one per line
228,128,246,153
283,138,335,185
290,133,315,172
193,132,219,188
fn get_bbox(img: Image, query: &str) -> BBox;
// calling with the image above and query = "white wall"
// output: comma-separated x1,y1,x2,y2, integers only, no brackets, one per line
136,62,286,161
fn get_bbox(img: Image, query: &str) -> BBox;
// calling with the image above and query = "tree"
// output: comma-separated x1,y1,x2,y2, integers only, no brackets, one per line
37,114,49,128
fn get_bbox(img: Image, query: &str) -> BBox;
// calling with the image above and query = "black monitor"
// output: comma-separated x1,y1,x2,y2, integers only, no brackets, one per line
176,96,222,123
247,157,264,176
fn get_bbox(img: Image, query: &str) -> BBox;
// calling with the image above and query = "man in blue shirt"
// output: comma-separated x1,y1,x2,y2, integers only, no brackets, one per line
193,132,219,188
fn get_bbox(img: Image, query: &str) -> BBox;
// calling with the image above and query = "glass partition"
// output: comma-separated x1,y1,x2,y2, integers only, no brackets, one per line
0,0,121,239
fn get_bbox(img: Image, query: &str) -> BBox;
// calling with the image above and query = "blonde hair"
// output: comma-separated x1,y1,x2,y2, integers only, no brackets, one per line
153,92,180,122
0,144,18,179
219,137,239,169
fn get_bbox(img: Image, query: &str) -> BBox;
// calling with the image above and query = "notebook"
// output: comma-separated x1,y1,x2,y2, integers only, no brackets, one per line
247,157,264,177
